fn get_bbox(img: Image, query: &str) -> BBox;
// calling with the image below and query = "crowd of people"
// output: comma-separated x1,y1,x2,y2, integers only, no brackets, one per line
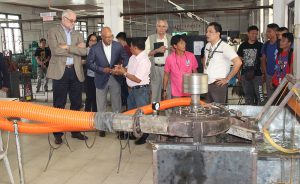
0,9,294,145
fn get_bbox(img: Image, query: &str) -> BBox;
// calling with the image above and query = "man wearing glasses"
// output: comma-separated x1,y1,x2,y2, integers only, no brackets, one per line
203,22,242,104
47,9,88,144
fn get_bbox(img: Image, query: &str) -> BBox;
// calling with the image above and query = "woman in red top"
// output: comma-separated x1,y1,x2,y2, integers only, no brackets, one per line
272,32,294,88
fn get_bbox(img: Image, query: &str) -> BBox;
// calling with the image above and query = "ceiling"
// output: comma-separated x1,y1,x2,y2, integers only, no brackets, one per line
0,0,259,16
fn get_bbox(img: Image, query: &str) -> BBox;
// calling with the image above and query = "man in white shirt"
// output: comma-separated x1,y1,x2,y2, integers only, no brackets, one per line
145,19,172,103
203,22,242,103
114,37,151,145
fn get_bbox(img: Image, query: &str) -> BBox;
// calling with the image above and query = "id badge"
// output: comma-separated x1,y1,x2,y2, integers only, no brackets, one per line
186,59,190,66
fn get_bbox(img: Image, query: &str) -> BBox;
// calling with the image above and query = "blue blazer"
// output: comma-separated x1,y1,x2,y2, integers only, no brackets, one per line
87,41,129,89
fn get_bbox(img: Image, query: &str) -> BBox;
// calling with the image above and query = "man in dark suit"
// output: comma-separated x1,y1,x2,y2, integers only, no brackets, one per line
0,52,9,96
47,9,88,144
87,27,129,137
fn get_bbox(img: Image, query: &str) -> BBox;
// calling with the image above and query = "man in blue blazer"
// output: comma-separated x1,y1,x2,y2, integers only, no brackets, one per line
87,27,129,136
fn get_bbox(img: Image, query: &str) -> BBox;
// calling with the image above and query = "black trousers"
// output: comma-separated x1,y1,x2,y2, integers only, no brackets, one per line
84,76,97,112
52,67,83,138
206,83,228,104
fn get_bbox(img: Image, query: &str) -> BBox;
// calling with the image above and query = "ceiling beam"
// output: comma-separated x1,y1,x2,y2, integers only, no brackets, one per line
121,5,272,16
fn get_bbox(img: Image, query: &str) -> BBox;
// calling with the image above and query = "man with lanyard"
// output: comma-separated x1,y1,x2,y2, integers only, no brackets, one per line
163,34,198,99
203,22,242,104
35,38,51,92
113,38,151,145
145,19,172,104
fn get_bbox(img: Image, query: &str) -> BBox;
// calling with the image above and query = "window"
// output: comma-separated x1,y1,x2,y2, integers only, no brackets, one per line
97,23,103,32
288,1,294,32
75,21,87,41
0,13,22,54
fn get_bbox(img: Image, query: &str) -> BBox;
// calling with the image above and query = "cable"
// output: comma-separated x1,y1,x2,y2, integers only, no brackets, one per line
263,128,300,154
83,131,97,149
262,85,300,154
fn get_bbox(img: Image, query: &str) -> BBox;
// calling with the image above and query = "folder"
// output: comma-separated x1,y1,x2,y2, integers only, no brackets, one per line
154,42,164,57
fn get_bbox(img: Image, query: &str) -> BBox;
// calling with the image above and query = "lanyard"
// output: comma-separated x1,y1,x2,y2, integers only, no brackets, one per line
205,40,222,68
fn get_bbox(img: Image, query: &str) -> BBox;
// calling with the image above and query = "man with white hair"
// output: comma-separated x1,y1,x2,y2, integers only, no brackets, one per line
145,19,172,104
47,9,88,144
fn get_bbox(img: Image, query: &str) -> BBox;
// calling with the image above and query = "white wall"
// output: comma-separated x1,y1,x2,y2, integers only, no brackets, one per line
0,3,103,51
124,13,250,37
0,2,257,52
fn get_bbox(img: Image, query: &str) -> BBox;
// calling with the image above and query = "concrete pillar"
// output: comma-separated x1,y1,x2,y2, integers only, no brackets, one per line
294,0,300,79
103,0,123,37
273,0,285,26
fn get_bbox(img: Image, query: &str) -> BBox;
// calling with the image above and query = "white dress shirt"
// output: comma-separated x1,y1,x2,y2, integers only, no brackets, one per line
102,41,112,64
126,51,151,87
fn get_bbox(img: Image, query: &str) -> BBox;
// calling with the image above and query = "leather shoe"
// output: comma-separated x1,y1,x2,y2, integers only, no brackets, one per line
55,136,63,144
71,133,88,140
99,131,106,137
135,133,148,145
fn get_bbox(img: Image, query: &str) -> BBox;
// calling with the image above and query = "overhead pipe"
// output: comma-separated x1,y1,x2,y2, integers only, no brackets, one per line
0,15,104,24
120,5,273,17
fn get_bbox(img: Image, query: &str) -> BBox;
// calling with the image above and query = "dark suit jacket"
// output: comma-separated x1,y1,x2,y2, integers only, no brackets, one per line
0,52,9,89
87,41,129,89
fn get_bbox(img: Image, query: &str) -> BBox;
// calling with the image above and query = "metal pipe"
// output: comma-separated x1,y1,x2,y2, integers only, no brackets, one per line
255,77,288,121
120,5,273,17
262,82,300,129
0,15,104,24
13,120,24,184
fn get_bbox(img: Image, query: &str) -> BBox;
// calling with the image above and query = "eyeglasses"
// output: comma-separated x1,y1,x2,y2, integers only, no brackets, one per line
64,16,76,24
89,39,97,42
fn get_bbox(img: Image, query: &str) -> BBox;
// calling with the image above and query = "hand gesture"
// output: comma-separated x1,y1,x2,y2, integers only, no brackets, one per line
59,43,68,49
157,46,167,53
103,67,112,74
216,78,229,86
77,42,85,48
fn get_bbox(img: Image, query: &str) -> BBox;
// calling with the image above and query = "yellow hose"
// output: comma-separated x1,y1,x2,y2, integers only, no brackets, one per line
263,128,300,154
262,85,300,154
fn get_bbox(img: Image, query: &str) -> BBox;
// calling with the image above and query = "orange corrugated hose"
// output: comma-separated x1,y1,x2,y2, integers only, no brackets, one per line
0,101,95,133
123,98,205,115
0,98,202,134
1,97,299,134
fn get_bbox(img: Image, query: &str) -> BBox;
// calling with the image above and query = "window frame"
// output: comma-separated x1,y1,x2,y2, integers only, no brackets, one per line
0,12,23,54
75,20,88,41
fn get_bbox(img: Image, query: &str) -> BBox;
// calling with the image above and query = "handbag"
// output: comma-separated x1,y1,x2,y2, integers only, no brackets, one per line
244,66,255,81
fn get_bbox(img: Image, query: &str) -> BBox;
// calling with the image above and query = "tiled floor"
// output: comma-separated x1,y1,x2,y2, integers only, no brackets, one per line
0,80,243,184
0,131,154,184
1,80,154,184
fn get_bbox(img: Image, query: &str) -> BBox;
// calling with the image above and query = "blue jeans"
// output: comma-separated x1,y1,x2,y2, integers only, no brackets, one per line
127,86,150,110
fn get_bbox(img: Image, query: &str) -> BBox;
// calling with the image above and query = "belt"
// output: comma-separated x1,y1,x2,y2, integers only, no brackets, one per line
66,64,74,68
154,63,165,67
131,84,149,89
